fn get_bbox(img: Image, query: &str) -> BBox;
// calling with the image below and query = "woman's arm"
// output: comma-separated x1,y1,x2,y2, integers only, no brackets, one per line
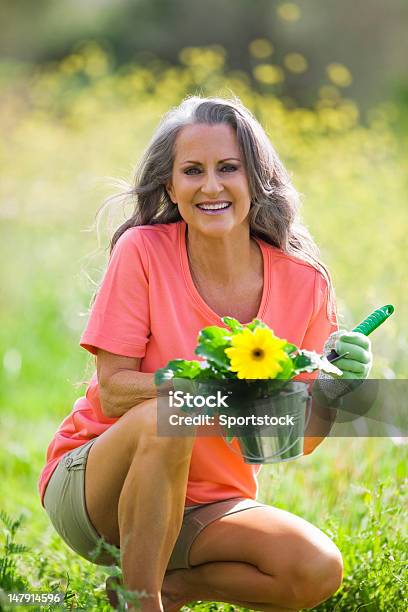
303,388,338,455
97,348,157,418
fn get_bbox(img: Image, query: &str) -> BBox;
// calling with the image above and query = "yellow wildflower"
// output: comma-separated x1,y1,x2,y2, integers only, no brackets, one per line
225,328,289,379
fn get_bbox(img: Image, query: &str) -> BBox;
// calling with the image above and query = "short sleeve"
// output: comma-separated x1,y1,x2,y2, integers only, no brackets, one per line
301,270,338,354
80,228,150,358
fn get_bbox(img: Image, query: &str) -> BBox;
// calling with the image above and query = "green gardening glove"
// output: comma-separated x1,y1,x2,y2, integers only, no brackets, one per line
315,330,373,403
332,331,373,379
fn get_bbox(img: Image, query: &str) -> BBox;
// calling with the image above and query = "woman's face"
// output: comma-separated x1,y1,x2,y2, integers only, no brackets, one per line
166,123,252,238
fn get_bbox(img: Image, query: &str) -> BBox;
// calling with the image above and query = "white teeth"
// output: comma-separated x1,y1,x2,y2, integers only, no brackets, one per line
197,202,231,210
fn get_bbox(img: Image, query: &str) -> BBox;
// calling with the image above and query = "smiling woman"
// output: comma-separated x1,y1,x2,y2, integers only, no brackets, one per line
166,123,250,227
165,121,261,322
37,95,372,612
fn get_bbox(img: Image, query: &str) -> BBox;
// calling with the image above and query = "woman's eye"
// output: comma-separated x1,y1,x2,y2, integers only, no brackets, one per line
184,167,201,175
184,165,237,175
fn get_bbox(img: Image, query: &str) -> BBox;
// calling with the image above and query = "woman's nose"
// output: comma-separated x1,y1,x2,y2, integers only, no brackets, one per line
201,170,223,197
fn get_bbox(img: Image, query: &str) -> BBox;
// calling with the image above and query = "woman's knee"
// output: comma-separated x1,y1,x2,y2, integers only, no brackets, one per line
123,398,196,466
290,542,343,609
122,397,158,433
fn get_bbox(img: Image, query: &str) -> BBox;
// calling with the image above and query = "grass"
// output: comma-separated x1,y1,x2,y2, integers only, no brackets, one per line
1,43,407,610
0,430,406,610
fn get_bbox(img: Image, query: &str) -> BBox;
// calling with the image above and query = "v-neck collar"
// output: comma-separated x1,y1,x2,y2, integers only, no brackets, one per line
178,220,270,326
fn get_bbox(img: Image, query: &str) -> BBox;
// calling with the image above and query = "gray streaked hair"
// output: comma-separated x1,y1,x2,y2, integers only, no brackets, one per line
96,94,336,322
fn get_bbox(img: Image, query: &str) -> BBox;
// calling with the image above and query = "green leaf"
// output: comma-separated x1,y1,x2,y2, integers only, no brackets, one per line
221,316,244,334
154,367,174,385
172,377,199,396
275,356,295,379
245,318,269,331
195,325,232,369
154,359,202,385
292,351,314,373
198,365,233,380
283,342,298,356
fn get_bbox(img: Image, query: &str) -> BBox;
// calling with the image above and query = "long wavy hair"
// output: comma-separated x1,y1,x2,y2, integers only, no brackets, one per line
95,94,336,321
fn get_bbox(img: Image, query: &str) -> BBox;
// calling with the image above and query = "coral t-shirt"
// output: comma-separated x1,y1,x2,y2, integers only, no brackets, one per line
38,220,337,507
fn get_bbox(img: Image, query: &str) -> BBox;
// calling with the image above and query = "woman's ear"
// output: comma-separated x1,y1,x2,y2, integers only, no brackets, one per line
165,182,177,204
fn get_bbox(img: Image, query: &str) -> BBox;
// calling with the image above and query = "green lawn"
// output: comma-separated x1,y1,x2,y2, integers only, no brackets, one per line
0,423,406,610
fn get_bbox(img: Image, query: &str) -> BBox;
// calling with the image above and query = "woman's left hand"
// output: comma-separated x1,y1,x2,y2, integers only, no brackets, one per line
333,331,373,379
307,331,373,454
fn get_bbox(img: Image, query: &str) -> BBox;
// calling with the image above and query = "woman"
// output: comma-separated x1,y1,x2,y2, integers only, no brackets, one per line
39,95,372,612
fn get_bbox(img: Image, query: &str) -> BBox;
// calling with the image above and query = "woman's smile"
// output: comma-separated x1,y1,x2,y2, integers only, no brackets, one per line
195,201,232,214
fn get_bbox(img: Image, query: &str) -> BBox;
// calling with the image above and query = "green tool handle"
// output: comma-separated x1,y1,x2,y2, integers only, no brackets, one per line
352,304,394,335
326,305,394,363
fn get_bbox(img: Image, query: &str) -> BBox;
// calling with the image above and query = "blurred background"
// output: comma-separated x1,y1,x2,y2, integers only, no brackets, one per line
0,1,407,609
2,0,408,112
1,0,407,404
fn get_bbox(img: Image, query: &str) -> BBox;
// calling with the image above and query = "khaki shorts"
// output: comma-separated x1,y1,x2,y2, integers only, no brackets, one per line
43,439,267,570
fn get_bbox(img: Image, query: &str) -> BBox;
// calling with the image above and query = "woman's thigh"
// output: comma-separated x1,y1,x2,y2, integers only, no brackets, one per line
84,396,195,547
188,504,342,578
84,398,159,545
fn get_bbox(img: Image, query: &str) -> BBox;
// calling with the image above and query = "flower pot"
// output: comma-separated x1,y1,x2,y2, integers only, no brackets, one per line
195,379,311,464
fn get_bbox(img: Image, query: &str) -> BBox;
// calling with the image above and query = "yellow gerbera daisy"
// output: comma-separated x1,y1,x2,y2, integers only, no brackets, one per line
225,327,289,379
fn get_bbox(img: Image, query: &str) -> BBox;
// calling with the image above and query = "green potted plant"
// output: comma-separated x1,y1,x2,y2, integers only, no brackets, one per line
154,317,341,463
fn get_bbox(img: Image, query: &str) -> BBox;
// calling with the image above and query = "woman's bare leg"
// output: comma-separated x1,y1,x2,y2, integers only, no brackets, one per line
162,505,343,611
162,565,299,611
84,398,196,612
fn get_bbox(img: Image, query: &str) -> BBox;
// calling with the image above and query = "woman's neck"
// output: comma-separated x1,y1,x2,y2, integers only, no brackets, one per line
185,224,257,287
